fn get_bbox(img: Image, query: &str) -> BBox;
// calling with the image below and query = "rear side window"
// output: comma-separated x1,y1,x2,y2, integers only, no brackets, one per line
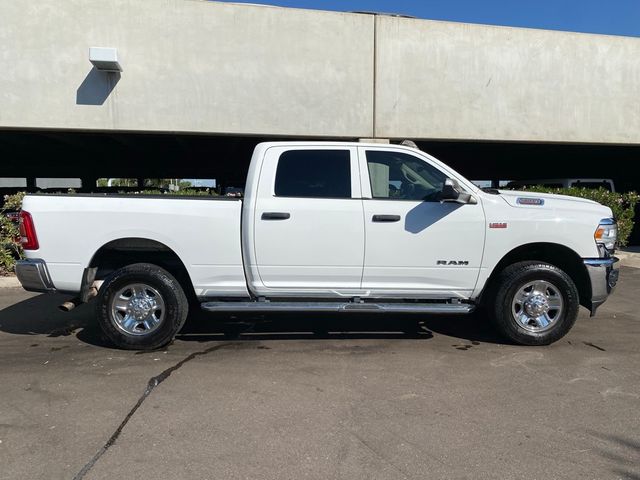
275,150,351,198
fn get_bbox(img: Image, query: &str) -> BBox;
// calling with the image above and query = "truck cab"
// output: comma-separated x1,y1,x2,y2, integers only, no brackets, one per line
242,143,485,298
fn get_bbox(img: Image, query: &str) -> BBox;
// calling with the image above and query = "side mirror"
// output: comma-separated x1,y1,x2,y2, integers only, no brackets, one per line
440,178,477,204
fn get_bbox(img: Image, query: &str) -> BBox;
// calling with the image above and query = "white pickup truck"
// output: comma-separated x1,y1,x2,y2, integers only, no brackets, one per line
16,142,619,349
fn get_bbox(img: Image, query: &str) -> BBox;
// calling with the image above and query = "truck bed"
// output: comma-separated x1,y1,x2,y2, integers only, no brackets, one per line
22,194,247,297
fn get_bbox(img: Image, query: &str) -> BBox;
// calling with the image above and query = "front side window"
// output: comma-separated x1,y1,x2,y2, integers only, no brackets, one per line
275,150,351,198
366,151,446,201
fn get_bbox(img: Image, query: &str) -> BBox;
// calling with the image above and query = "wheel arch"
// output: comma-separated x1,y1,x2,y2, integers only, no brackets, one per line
482,242,591,309
88,237,196,300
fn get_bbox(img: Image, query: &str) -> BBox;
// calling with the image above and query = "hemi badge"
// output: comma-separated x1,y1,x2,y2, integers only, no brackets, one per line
517,197,545,206
489,223,508,229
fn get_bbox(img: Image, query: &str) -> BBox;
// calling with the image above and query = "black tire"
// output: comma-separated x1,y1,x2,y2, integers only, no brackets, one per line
488,261,579,345
96,263,189,350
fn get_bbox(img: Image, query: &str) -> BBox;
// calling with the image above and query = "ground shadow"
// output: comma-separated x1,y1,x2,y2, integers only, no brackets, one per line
0,293,506,348
177,310,504,345
0,292,93,337
76,68,120,105
586,430,640,480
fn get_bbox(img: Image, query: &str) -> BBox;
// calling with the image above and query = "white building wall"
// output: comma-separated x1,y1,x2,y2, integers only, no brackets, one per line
0,1,375,137
375,17,640,143
1,1,639,144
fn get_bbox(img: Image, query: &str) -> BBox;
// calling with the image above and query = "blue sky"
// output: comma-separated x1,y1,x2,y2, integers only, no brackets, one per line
223,0,640,37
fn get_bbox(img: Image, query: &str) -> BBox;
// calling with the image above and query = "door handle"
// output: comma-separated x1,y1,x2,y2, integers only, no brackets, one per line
372,214,401,223
261,212,291,221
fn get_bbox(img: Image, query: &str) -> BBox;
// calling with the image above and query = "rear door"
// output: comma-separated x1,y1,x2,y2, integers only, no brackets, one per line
358,147,485,298
252,146,365,294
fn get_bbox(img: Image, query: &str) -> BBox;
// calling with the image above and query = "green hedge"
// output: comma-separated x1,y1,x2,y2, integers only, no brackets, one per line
1,192,25,275
512,187,639,247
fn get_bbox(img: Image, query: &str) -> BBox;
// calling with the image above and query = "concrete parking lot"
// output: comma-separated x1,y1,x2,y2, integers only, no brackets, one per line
1,268,639,480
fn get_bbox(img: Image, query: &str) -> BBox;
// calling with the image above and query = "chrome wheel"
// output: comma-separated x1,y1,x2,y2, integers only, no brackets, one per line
110,283,165,336
511,280,564,333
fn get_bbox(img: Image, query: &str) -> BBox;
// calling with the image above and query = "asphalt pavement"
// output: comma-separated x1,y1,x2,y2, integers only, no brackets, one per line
1,268,639,480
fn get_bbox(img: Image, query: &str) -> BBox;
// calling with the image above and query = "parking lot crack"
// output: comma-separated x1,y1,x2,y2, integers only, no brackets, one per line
583,341,606,352
350,432,412,479
72,343,233,480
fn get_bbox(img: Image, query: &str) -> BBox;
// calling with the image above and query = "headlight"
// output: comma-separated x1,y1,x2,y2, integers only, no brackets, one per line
594,218,617,254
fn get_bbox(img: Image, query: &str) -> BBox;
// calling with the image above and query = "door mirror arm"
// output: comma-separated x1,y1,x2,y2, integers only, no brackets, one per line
439,178,477,205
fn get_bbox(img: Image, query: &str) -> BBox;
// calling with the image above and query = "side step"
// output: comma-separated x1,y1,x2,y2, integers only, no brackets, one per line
201,301,475,314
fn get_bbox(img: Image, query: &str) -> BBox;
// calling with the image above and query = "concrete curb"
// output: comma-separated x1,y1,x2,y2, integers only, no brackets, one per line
0,275,21,288
617,249,640,269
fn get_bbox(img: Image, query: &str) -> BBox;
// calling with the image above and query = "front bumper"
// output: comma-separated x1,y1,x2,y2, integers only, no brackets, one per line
584,257,619,316
15,259,56,293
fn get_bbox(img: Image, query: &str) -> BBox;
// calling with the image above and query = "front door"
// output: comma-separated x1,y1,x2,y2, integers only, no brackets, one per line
252,146,364,295
359,147,485,298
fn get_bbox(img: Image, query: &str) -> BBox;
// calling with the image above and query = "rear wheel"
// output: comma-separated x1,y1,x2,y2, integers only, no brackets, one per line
489,261,579,345
96,263,189,350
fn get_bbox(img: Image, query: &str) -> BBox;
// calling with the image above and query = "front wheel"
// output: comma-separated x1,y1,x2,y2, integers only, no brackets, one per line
96,263,189,350
489,261,579,345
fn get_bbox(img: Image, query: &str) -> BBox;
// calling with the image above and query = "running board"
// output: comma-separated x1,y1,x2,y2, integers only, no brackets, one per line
201,301,475,314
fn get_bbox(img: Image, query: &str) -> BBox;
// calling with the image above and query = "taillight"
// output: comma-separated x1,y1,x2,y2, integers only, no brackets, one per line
19,211,39,250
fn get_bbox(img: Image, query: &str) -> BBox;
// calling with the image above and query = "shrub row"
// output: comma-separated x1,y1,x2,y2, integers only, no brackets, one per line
0,193,25,275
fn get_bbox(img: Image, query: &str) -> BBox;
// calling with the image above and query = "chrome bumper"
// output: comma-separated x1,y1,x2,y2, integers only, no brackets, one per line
15,259,56,293
584,257,619,316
